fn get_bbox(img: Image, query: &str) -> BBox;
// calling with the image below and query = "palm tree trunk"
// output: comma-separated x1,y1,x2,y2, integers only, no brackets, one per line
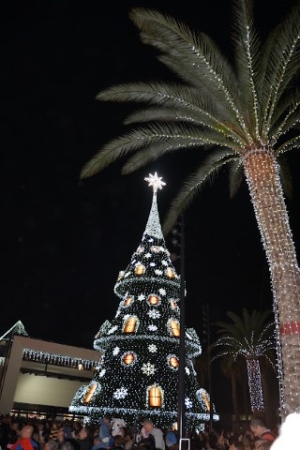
243,149,300,417
231,373,239,425
246,358,264,413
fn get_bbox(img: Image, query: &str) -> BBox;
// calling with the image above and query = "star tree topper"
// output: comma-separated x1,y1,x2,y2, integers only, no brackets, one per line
144,172,166,193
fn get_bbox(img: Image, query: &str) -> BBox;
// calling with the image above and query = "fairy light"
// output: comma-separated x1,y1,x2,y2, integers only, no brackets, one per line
243,149,300,417
22,349,99,370
69,174,219,429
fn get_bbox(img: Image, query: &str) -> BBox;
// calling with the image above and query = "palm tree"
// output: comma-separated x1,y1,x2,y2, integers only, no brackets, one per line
211,308,276,414
80,0,300,415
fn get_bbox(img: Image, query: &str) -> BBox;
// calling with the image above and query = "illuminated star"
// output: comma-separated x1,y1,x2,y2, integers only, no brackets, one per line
144,172,166,193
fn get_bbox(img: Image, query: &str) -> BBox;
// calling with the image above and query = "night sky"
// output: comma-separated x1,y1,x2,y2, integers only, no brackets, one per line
2,0,300,354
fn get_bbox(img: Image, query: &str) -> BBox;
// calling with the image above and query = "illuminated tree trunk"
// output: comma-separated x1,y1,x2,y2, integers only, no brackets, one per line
246,358,264,413
243,149,300,417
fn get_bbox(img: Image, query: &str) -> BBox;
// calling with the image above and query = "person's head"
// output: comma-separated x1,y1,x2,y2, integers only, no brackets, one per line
57,428,65,442
114,435,125,447
20,425,34,439
79,426,91,440
142,420,154,433
250,418,268,438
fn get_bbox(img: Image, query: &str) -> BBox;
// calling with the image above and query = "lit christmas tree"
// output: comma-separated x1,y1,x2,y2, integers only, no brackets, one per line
69,173,219,430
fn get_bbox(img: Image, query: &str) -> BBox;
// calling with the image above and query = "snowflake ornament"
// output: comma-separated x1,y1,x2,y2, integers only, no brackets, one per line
159,288,166,296
148,310,161,319
145,253,152,259
148,344,157,353
113,387,128,399
185,367,190,375
148,324,158,332
113,347,120,356
141,362,156,376
155,269,163,275
138,294,145,301
185,398,193,409
99,369,106,378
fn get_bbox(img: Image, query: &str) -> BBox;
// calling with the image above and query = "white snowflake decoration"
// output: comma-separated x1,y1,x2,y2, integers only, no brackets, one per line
141,362,156,376
138,294,145,301
108,326,118,335
148,344,157,353
148,310,161,319
185,367,190,375
155,269,163,275
113,347,120,356
99,369,106,378
185,398,193,409
161,260,168,266
148,238,154,242
150,262,156,267
148,324,158,332
159,288,166,295
113,387,128,399
145,253,152,258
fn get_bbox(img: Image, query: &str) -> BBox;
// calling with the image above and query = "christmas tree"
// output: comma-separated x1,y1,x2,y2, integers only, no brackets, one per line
69,173,219,430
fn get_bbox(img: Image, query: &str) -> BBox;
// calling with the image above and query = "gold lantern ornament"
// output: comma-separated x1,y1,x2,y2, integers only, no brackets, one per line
124,296,133,307
124,316,137,333
169,356,179,368
135,264,146,275
149,385,162,407
166,267,175,279
148,295,160,306
83,382,97,403
123,353,135,365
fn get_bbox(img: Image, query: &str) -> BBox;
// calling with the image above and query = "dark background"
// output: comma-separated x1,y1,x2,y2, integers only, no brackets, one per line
1,0,300,362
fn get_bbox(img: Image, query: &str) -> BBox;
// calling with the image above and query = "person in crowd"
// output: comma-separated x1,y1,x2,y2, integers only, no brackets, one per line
5,430,18,450
110,435,124,450
98,417,112,449
62,422,73,443
227,436,245,450
48,423,61,443
76,427,92,450
44,440,59,450
91,436,102,450
11,424,40,450
140,420,165,450
249,418,275,443
123,430,133,450
72,423,82,442
165,430,178,450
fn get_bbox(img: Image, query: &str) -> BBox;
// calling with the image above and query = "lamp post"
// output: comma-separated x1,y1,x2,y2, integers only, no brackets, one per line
175,215,186,441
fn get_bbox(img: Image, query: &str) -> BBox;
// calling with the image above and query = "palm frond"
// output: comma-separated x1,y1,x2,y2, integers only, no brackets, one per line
129,8,248,134
162,149,237,234
231,0,261,137
259,2,300,134
227,159,245,198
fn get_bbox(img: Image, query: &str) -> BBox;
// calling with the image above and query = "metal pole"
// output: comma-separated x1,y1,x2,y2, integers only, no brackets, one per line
177,214,186,439
206,303,213,432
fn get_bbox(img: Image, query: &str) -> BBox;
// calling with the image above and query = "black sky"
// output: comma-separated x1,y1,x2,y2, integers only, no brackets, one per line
1,0,300,350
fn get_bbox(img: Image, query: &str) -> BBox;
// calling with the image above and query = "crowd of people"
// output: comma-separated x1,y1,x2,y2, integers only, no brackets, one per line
0,413,297,450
